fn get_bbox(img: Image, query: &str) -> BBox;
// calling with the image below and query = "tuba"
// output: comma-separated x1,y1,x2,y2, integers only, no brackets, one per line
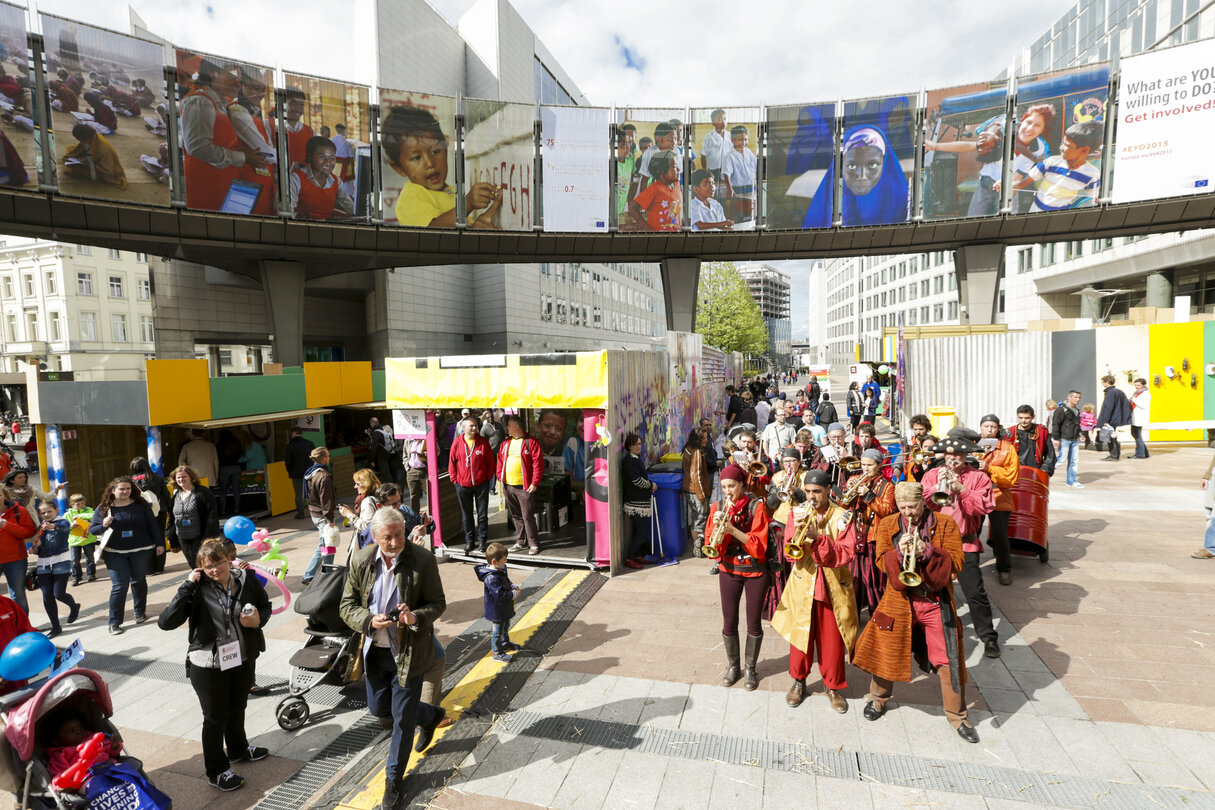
898,532,923,587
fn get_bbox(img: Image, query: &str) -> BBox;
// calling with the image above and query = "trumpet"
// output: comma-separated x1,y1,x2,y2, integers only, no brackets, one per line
907,446,932,468
930,470,954,506
838,472,876,506
898,535,923,588
704,497,747,559
775,471,797,503
784,506,822,560
837,455,862,473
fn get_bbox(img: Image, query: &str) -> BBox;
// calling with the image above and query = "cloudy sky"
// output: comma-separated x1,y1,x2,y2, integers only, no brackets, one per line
30,0,1079,337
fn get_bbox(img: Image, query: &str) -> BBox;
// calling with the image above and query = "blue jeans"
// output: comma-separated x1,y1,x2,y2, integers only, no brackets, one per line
1059,438,1079,485
364,646,437,783
491,620,512,654
102,549,151,626
302,516,334,583
1131,426,1149,458
1205,508,1215,554
1,559,28,614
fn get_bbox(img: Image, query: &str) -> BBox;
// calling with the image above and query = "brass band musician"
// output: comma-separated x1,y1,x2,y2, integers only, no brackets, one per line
842,449,897,615
763,448,807,621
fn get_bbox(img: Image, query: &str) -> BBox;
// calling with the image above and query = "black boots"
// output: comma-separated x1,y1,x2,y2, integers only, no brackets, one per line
721,635,742,687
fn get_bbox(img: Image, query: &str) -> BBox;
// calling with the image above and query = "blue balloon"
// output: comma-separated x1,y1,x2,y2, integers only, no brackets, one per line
223,516,256,546
0,632,57,681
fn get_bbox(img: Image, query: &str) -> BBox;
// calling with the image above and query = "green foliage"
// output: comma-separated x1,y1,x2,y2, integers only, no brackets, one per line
695,262,769,356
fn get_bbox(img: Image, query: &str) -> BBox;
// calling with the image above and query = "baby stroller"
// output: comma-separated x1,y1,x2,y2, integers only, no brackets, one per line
0,668,169,809
277,559,359,731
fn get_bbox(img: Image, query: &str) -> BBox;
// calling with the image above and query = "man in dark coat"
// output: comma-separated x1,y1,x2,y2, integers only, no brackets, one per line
1097,375,1131,462
284,426,315,519
816,393,839,427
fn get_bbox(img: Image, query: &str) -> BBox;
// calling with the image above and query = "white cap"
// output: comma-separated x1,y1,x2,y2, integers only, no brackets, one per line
461,408,470,415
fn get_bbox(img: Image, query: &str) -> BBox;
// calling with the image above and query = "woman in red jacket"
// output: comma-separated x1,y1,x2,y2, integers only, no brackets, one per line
0,483,36,613
496,415,544,555
448,418,494,554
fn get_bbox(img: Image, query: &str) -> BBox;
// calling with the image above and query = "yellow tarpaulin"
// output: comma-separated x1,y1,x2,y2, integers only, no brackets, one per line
385,351,609,409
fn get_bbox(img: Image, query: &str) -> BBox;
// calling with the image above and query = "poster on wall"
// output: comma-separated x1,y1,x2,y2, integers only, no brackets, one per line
1113,39,1215,204
921,81,1008,219
689,106,759,230
464,98,530,230
1010,64,1108,213
616,108,685,231
834,93,916,227
532,408,586,483
176,48,276,215
392,408,427,438
540,105,608,232
764,102,836,229
0,1,34,190
379,89,460,227
40,15,169,205
282,71,369,221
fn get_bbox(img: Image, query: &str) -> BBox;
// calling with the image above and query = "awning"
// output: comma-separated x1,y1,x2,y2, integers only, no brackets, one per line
176,407,332,430
337,401,387,410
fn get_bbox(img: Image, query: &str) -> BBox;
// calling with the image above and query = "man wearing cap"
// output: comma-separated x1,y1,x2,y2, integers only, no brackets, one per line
853,481,979,743
1006,405,1056,476
842,449,897,615
921,437,999,658
771,468,858,713
707,464,772,692
978,415,1020,586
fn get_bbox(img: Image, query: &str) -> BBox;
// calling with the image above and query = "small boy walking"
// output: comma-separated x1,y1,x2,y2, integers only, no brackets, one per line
475,542,522,663
64,493,97,585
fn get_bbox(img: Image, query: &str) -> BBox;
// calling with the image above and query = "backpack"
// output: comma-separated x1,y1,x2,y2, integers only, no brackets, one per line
355,497,381,549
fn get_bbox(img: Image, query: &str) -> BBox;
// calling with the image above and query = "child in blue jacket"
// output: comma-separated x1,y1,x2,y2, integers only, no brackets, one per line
32,501,80,638
475,542,521,662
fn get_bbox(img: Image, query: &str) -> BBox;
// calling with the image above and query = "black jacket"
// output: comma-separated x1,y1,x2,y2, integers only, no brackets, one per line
622,453,652,508
166,485,220,546
1098,385,1131,428
158,568,271,660
816,400,838,426
1050,404,1082,441
285,435,316,479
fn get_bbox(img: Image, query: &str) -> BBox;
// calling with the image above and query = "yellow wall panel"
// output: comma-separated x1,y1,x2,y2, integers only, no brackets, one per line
1147,322,1204,441
304,362,344,408
340,362,374,404
146,359,212,426
265,460,295,516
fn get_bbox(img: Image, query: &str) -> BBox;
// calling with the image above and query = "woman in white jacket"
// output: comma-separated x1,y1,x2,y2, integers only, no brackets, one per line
337,468,382,548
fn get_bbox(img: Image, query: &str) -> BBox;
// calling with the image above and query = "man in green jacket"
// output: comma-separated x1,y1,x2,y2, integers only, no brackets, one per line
340,507,447,810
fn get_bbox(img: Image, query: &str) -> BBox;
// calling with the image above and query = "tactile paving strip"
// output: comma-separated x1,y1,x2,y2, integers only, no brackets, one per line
497,710,1215,809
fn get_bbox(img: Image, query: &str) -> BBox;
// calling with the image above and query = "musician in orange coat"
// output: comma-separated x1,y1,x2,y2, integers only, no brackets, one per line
852,481,979,743
842,449,897,615
978,415,1020,586
705,464,771,692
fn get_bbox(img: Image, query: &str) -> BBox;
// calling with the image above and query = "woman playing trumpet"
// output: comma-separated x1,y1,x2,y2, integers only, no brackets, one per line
705,464,772,691
843,449,897,615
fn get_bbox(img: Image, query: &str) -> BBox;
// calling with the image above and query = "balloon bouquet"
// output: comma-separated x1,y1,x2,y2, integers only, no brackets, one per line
222,516,291,614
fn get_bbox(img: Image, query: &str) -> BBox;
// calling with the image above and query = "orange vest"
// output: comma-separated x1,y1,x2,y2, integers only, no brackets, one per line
285,123,314,166
236,114,277,216
292,168,339,220
182,90,242,211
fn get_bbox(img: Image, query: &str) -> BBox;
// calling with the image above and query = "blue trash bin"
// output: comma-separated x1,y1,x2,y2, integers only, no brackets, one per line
648,465,685,561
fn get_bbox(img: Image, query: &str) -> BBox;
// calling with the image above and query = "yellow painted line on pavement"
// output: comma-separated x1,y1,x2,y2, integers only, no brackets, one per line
339,570,590,809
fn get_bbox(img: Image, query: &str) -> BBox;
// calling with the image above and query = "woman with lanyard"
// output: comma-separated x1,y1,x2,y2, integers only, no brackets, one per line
167,465,220,569
88,476,163,635
621,433,656,569
159,538,271,792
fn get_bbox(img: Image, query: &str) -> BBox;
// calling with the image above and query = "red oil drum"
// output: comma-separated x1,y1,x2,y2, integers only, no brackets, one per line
1008,466,1049,562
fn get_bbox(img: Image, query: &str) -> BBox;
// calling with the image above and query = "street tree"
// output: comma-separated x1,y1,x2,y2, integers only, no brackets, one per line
695,261,769,356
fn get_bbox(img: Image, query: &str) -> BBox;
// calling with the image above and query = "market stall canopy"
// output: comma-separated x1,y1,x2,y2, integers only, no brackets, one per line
386,351,609,410
176,408,332,430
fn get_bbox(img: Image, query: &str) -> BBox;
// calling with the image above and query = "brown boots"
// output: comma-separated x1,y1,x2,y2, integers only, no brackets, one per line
721,635,741,687
742,634,762,691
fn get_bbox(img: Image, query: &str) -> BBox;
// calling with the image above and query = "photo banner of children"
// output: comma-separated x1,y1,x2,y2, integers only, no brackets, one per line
1009,64,1109,214
175,48,276,216
281,71,370,221
39,14,168,206
689,107,759,231
921,81,1009,219
763,101,837,229
463,98,530,230
532,408,586,487
0,1,34,190
540,104,609,232
617,108,686,232
1113,38,1215,204
835,93,916,227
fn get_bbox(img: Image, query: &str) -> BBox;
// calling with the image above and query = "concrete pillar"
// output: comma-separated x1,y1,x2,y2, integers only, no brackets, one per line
1145,271,1173,308
260,260,306,368
1078,293,1102,322
952,244,1005,325
660,257,700,333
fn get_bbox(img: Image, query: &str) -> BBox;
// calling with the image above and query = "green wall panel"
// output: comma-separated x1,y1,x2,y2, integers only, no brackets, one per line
209,375,308,420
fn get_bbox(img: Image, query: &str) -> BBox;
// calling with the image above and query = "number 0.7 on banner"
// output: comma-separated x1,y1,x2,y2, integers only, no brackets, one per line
541,106,610,232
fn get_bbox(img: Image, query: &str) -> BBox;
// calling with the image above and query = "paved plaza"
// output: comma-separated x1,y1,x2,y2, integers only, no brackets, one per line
16,440,1215,809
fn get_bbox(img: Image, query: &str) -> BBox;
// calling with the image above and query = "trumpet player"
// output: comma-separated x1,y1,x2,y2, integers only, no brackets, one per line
822,422,853,492
921,437,999,659
763,449,808,622
735,430,771,499
844,449,898,615
706,464,772,691
771,469,858,713
978,415,1020,586
853,482,979,743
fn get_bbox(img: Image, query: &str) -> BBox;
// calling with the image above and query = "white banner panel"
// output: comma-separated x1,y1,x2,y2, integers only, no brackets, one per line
541,106,609,232
1113,39,1215,203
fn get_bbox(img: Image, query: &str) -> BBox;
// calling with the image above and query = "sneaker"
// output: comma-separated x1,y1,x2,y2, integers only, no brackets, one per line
209,770,245,791
709,564,720,576
71,579,81,587
87,575,97,582
134,612,148,624
502,642,523,652
528,547,540,555
508,543,527,552
67,603,80,624
47,627,62,640
1067,482,1085,489
997,571,1013,586
229,745,269,762
491,652,511,663
1192,549,1215,559
108,625,124,635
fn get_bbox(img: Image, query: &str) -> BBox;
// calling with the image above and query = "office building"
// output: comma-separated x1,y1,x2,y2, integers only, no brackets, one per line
739,264,792,370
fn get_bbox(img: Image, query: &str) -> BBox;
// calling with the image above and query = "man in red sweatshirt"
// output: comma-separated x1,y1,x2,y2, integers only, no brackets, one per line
448,418,493,554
